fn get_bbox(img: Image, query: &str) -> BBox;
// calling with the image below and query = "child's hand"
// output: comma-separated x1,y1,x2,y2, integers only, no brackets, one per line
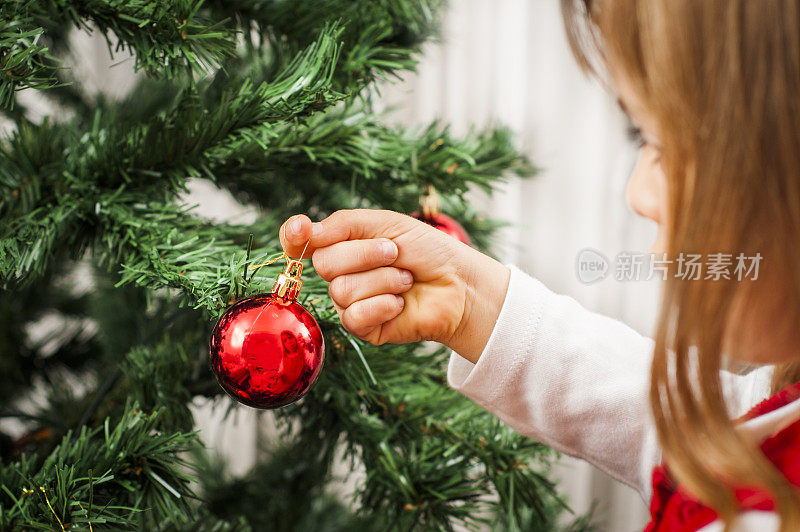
279,209,509,362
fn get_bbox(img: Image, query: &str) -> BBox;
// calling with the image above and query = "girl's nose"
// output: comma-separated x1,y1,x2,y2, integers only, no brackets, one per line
625,151,663,224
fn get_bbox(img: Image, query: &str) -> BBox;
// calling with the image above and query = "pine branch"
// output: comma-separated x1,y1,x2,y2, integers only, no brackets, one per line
0,109,526,291
0,0,444,110
0,20,61,108
0,261,97,403
96,200,282,312
120,339,207,433
197,443,379,532
208,0,446,88
0,23,344,203
205,105,535,217
0,0,238,105
0,26,346,286
0,402,199,530
75,22,344,192
278,338,569,531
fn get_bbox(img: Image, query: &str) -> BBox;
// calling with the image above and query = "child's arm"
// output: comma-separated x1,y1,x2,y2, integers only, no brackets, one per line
447,263,775,501
279,209,775,501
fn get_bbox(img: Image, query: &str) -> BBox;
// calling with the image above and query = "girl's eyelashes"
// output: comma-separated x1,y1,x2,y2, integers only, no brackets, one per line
626,124,646,148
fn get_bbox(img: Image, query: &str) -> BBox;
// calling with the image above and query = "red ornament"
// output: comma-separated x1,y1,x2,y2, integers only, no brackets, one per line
411,184,471,246
209,257,324,409
411,211,471,246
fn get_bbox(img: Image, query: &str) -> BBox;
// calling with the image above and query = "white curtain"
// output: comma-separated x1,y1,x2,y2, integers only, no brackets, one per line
378,1,661,529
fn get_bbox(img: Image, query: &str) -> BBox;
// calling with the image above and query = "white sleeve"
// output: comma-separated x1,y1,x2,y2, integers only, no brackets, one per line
446,263,774,501
697,512,779,532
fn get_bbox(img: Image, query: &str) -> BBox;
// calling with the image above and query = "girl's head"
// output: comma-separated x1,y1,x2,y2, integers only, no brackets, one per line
562,0,800,528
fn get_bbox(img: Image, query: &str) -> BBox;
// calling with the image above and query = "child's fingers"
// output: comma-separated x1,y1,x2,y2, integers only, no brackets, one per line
338,293,405,339
312,238,398,281
279,214,317,259
328,267,414,308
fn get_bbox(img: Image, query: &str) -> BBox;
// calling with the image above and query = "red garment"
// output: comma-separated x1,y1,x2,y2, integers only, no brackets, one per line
644,382,800,531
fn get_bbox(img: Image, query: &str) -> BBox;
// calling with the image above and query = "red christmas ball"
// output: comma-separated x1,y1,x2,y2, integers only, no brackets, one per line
209,293,325,409
411,211,471,246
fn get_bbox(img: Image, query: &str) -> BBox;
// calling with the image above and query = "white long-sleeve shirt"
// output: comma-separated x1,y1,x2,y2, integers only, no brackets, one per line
446,263,794,531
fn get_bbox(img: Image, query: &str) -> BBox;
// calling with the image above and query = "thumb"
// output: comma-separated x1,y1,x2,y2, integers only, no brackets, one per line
279,214,317,259
308,209,417,248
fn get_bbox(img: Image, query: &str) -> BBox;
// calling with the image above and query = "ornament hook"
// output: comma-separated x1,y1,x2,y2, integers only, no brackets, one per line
248,253,285,272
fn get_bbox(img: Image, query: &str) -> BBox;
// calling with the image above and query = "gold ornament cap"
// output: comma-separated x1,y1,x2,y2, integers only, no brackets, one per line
419,184,441,218
271,258,304,301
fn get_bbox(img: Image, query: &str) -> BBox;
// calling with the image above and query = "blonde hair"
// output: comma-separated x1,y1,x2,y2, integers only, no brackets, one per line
562,0,800,529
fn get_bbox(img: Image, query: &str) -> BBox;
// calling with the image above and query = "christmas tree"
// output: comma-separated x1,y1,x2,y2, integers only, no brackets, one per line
0,1,594,530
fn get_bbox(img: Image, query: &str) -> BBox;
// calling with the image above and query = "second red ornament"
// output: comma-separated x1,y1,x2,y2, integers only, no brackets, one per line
410,184,471,246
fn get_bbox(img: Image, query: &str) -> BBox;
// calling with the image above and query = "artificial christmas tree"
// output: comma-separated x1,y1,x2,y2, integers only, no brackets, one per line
0,1,594,530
